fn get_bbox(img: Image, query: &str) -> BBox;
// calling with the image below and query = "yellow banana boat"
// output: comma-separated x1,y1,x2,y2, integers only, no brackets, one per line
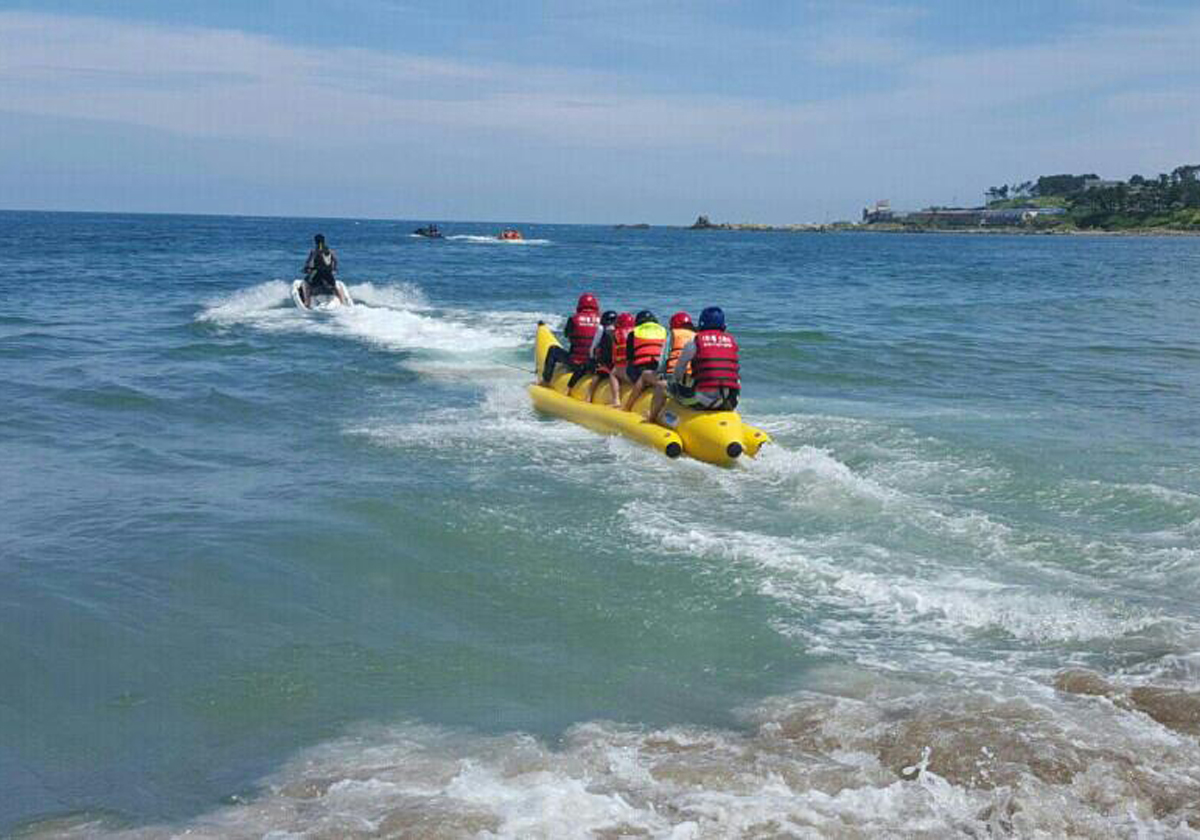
529,323,770,465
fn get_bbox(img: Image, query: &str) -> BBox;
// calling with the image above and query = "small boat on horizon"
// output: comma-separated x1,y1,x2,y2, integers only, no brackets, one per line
413,224,444,239
498,228,524,241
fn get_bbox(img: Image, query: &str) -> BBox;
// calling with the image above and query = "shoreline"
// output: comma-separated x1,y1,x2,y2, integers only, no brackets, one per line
687,222,1200,237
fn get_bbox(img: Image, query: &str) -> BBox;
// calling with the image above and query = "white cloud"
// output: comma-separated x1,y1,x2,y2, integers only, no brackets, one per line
1,9,1197,219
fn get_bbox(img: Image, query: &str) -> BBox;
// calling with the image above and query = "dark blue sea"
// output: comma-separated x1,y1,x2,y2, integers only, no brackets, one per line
5,211,1200,836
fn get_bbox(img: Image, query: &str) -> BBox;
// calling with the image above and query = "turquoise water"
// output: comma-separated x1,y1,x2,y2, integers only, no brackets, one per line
4,211,1200,836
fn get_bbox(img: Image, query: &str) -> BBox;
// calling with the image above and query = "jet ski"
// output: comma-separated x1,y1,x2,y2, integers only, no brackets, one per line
498,228,524,241
413,225,444,239
291,278,354,311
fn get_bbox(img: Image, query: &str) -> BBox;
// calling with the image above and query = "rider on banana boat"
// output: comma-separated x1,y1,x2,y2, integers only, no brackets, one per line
584,310,621,407
648,306,740,423
622,310,694,409
619,310,668,411
540,293,601,387
586,311,634,406
664,311,696,376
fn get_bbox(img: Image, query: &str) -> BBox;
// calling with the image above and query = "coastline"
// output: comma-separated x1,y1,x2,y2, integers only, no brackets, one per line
686,222,1200,237
853,225,1200,237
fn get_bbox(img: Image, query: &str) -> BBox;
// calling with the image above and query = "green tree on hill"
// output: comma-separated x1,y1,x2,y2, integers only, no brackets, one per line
979,165,1198,229
1069,165,1199,228
1033,174,1098,197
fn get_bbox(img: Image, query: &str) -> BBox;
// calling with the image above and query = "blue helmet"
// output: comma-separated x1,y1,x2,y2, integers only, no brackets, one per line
698,306,725,331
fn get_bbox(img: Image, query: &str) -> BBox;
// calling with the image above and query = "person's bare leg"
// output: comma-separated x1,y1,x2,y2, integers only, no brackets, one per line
612,367,633,408
335,283,349,305
648,380,669,423
588,370,617,406
607,371,621,408
623,371,656,412
621,372,642,411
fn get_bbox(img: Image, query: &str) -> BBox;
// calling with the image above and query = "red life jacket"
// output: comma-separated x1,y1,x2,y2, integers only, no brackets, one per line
666,327,695,375
612,325,632,366
568,312,601,364
630,322,667,367
690,329,740,391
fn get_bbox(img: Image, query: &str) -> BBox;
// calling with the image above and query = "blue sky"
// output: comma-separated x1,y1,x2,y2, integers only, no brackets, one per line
1,1,1197,222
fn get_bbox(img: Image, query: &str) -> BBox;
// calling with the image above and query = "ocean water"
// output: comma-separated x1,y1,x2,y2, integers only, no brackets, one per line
4,210,1200,838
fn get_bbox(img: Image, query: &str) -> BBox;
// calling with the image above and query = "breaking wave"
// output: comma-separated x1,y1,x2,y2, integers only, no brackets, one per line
26,670,1200,838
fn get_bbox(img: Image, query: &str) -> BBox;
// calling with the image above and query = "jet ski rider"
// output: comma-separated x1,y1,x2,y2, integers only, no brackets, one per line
300,234,348,307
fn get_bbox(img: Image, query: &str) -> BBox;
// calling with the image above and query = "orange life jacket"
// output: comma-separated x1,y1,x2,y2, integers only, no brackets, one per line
630,322,667,368
666,327,695,375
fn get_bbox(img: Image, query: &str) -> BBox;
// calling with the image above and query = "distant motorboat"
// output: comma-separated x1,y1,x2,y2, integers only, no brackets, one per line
498,228,524,241
413,224,444,239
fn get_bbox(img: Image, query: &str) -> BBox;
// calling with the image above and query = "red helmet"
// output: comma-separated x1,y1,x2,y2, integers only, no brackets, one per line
576,293,599,313
615,312,635,329
669,311,693,329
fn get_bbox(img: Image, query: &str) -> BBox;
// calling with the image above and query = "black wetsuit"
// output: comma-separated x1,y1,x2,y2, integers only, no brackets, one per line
593,330,615,371
304,248,338,295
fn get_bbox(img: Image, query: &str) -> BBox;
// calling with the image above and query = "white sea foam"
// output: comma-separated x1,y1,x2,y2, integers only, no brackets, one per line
198,280,534,375
446,234,552,245
347,280,429,310
36,681,1200,838
742,443,899,504
613,427,1167,679
348,380,600,468
197,279,294,323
